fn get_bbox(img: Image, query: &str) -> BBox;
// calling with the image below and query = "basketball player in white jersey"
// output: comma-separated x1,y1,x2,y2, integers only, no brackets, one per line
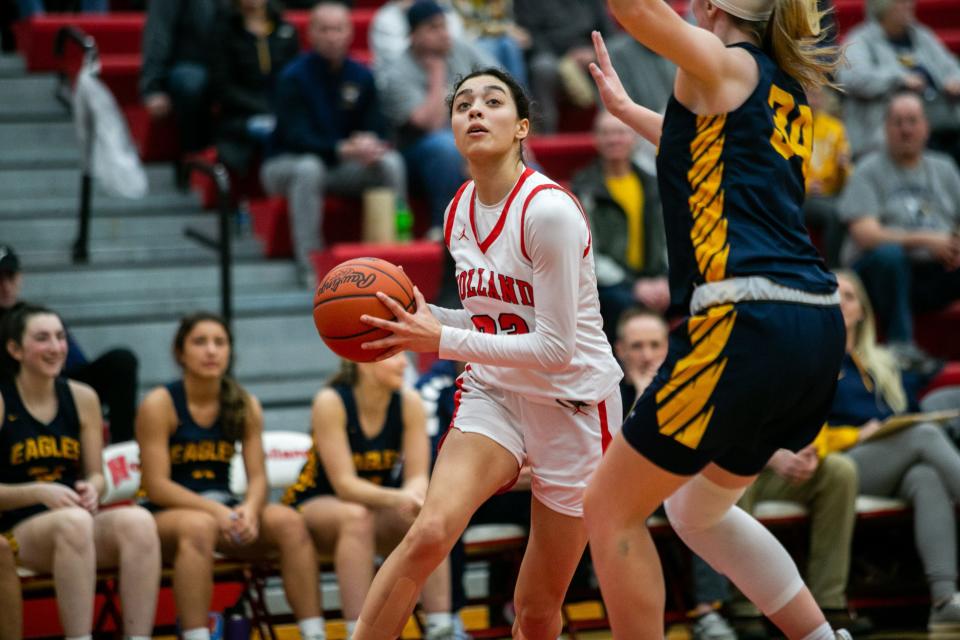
351,67,623,640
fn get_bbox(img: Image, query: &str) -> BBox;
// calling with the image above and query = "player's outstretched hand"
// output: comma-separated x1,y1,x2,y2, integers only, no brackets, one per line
588,31,635,119
360,286,442,358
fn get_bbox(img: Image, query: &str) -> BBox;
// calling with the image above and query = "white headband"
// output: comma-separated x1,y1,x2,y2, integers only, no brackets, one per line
710,0,775,22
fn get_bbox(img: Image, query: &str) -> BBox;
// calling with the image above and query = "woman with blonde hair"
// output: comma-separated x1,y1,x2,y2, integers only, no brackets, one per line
822,271,960,633
283,355,457,640
582,0,851,634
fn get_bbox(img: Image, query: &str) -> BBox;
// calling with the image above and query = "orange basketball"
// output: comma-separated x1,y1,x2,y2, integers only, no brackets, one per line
313,257,416,363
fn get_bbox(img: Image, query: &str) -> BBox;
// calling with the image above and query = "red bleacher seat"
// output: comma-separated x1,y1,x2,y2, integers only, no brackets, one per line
916,301,960,361
14,9,376,74
310,241,444,303
250,195,367,258
527,133,596,183
923,361,960,397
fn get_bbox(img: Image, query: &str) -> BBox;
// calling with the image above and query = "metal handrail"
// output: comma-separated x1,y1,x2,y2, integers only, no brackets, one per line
183,159,235,332
53,25,99,263
54,25,98,109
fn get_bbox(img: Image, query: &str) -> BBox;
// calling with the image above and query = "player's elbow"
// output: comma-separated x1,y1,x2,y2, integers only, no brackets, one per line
539,338,576,372
609,0,657,26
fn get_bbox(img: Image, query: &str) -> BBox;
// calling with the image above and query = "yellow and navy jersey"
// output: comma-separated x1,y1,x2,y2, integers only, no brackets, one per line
164,380,235,496
0,377,82,530
283,384,403,507
656,42,837,310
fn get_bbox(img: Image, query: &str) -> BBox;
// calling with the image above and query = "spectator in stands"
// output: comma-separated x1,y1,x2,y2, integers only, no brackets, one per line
837,92,960,366
376,0,489,236
261,1,406,285
140,0,220,163
0,244,139,444
136,312,326,640
283,356,458,640
416,358,532,630
16,0,107,19
0,303,161,640
449,0,530,88
838,0,960,161
805,86,853,268
822,270,960,633
209,0,300,178
573,111,669,343
0,536,21,640
513,0,612,133
369,0,465,73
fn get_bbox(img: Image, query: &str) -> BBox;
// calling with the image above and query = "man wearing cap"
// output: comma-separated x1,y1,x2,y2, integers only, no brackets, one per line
375,0,492,237
0,245,139,445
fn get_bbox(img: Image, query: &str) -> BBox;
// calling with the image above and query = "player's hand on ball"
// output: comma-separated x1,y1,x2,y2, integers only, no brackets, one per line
360,286,441,357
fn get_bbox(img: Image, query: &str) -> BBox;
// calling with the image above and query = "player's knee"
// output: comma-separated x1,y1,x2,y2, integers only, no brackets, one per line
338,502,374,539
54,507,95,553
113,506,159,552
270,507,312,547
405,513,452,564
513,599,562,639
177,512,218,556
664,476,739,537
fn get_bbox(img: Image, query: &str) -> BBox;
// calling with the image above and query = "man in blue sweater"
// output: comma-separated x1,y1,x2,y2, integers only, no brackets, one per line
261,1,406,283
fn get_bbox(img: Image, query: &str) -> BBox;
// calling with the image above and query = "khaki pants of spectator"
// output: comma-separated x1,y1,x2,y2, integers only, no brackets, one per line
738,453,858,609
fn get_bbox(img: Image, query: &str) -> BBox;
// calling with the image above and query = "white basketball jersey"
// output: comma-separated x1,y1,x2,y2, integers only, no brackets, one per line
440,167,622,405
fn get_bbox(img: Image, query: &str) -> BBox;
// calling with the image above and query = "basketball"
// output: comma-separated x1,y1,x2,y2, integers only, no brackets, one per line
313,257,416,363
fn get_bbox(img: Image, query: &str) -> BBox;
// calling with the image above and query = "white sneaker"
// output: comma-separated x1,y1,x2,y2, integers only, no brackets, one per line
691,611,737,640
835,630,853,640
929,592,960,632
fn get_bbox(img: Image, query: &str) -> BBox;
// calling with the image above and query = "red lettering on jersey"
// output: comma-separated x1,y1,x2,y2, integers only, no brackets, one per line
486,271,502,301
498,275,518,304
457,271,468,300
466,269,478,297
517,280,535,306
476,268,489,297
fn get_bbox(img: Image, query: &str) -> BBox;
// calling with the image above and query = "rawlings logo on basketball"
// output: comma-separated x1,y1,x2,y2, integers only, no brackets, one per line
318,269,377,294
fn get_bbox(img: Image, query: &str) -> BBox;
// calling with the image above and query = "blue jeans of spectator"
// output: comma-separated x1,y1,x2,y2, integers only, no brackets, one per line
598,280,636,344
18,0,107,17
477,35,529,89
855,243,960,344
167,62,210,153
401,130,466,231
854,243,914,344
691,554,730,605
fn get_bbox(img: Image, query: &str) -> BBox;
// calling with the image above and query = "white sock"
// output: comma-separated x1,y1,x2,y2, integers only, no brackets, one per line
800,622,834,640
425,612,454,631
181,628,210,640
126,636,152,640
344,619,357,639
66,636,93,640
298,616,326,640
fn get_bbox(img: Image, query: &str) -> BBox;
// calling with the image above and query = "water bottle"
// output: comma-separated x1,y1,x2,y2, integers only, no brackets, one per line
395,198,414,243
224,612,251,640
208,612,225,640
236,201,253,238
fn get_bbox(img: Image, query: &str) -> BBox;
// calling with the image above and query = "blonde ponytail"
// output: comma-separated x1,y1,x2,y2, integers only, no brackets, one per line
764,0,842,90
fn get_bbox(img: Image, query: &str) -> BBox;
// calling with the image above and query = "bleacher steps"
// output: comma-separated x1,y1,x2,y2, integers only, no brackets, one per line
69,313,338,392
